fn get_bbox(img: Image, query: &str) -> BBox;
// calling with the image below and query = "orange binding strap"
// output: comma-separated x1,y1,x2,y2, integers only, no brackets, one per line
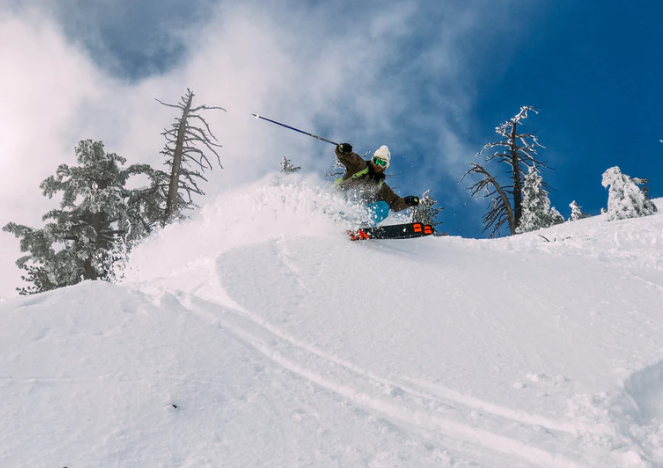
413,223,422,233
424,226,432,235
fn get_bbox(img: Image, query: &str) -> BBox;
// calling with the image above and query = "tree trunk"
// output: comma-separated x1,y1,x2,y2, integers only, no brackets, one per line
509,122,523,228
85,178,110,281
83,257,97,280
165,92,194,221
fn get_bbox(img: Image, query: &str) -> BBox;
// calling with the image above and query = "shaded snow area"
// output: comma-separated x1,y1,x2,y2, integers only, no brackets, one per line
2,176,663,468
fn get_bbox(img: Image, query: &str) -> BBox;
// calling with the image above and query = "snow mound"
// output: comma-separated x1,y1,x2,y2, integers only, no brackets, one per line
484,198,663,271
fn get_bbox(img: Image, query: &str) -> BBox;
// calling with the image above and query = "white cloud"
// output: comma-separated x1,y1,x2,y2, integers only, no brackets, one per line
0,11,119,296
0,1,526,296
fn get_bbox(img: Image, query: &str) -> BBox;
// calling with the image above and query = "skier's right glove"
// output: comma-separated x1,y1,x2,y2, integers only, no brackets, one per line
338,143,353,154
404,196,420,206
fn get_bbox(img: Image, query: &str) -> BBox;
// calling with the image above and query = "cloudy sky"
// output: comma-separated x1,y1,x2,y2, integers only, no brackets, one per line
2,1,662,297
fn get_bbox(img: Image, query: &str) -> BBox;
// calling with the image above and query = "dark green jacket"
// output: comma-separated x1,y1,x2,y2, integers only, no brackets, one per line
334,147,410,212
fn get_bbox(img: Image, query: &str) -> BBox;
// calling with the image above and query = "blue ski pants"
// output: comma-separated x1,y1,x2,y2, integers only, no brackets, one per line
366,201,390,226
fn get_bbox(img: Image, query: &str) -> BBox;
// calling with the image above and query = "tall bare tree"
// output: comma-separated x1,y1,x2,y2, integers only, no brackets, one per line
460,106,552,237
156,88,226,222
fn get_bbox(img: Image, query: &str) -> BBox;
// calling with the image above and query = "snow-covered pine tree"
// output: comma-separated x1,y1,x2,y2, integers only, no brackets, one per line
550,207,565,225
632,177,657,211
601,167,657,221
632,177,650,198
280,156,301,174
569,200,589,221
516,164,564,233
156,88,226,223
123,168,170,232
413,190,443,228
3,140,153,294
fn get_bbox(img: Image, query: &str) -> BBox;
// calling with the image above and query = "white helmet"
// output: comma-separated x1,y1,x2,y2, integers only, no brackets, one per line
372,145,391,168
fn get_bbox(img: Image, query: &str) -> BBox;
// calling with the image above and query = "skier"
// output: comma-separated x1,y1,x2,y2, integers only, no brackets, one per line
335,143,419,225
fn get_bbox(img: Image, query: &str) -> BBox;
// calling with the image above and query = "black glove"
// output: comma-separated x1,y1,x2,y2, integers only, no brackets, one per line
338,143,353,154
404,196,419,206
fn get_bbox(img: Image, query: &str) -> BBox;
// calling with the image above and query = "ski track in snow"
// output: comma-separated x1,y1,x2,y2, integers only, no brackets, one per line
161,242,604,468
191,255,582,435
183,293,589,468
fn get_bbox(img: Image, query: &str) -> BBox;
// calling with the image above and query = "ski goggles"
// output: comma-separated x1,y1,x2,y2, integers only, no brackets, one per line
371,156,389,168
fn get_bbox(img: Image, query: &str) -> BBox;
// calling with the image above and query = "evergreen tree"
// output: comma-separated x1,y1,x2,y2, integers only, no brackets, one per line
550,207,565,226
633,177,657,211
3,140,153,294
461,106,553,237
569,200,589,221
601,167,656,221
516,165,564,233
413,190,443,228
124,168,171,231
280,156,301,174
156,88,226,223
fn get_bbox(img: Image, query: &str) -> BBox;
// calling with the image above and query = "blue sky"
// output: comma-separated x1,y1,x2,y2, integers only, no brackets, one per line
1,0,662,294
473,2,663,232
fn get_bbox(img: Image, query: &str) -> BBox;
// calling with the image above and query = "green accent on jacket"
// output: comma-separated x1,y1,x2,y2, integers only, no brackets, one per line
335,166,384,188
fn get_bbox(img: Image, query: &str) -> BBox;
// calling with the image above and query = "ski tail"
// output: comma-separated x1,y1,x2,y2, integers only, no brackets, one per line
348,222,435,241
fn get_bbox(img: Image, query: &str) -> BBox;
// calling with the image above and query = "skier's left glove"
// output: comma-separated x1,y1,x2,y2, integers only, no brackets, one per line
404,196,420,206
338,143,353,154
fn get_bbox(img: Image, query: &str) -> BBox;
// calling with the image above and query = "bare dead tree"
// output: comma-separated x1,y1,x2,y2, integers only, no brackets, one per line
461,106,552,236
460,162,515,237
478,106,550,225
156,88,226,222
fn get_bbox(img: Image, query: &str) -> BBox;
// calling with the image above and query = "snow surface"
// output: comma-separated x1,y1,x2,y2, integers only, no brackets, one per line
2,175,663,468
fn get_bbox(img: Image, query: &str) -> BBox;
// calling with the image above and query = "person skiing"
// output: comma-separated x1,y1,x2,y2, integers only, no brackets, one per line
334,143,419,225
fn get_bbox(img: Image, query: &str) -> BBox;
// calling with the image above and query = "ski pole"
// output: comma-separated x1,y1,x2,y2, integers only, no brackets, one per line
252,113,339,146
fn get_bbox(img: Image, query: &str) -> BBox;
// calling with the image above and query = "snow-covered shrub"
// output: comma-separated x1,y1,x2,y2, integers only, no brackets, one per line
280,156,301,174
413,190,443,227
569,200,589,221
601,167,656,221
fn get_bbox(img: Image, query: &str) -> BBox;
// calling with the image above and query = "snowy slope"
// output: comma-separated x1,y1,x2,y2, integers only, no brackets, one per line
1,176,663,468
